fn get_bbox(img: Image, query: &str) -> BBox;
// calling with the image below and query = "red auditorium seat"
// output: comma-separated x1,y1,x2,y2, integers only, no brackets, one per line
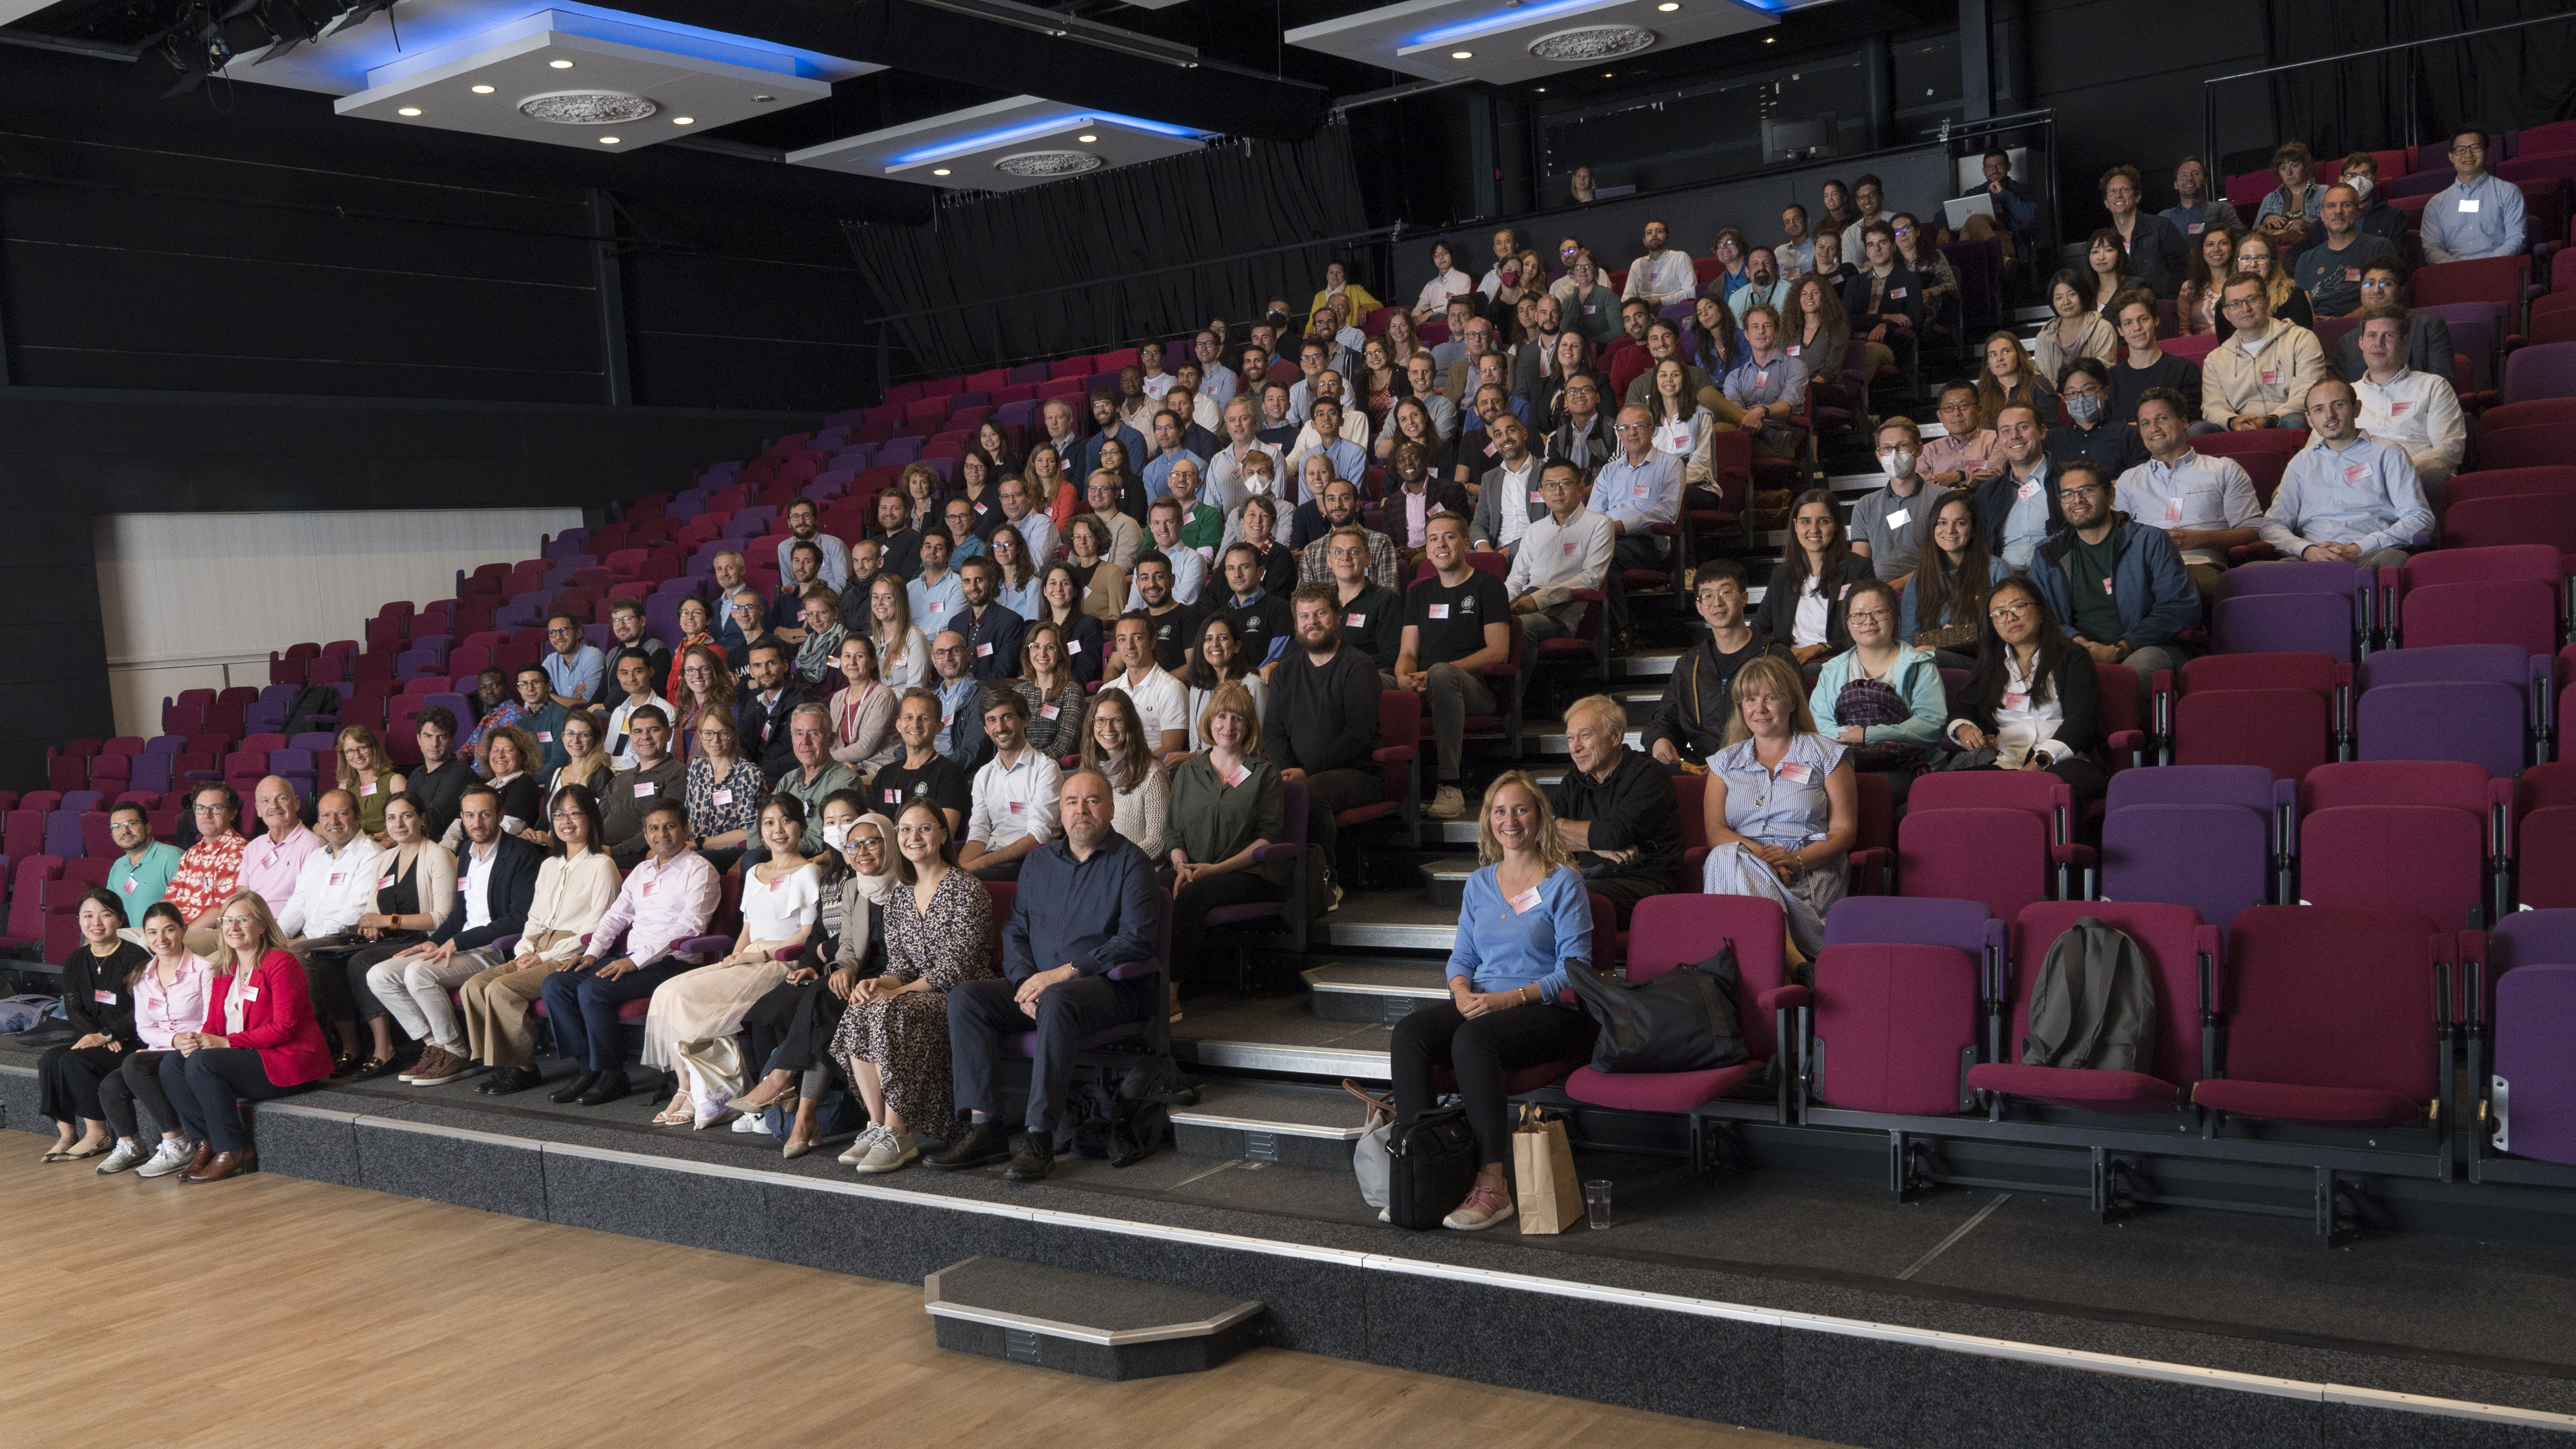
2194,906,2452,1130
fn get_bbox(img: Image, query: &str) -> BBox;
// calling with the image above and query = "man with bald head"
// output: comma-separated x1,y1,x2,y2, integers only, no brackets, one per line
928,767,1166,1182
928,629,993,772
233,776,318,924
276,788,381,957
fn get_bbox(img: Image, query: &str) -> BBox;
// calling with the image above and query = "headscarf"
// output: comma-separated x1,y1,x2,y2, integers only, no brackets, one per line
833,811,901,968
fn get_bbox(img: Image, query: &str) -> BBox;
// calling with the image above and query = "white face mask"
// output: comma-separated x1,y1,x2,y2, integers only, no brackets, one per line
2343,173,2374,199
1877,450,1915,478
822,822,852,850
1242,473,1272,497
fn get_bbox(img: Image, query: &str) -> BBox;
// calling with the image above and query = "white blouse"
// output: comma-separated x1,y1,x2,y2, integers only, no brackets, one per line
741,861,822,945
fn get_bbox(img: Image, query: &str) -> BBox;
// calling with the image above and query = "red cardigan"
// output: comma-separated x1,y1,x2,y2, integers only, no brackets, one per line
199,948,332,1087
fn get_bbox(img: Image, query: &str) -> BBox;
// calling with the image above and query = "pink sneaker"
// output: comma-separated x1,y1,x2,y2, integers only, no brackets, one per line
1442,1181,1516,1231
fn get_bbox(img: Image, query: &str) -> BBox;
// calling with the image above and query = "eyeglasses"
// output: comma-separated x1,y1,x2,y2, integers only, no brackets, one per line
2222,295,2265,312
1989,601,2035,621
1846,609,1894,625
1612,422,1648,433
2056,484,2105,501
192,805,228,816
547,626,577,637
2450,143,2486,155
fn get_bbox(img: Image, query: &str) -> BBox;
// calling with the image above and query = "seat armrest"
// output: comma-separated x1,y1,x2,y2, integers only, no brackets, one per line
1758,985,1811,1011
2107,729,2146,763
672,934,733,959
1250,843,1301,863
1372,745,1418,765
488,933,523,956
2049,843,2097,868
2227,542,2279,564
1106,956,1163,981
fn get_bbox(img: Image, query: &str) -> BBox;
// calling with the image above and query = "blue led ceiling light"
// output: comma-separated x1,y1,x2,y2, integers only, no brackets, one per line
1403,0,1624,48
225,1,870,92
885,110,1205,168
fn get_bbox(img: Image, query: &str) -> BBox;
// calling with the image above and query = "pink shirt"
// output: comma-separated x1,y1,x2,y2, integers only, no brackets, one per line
234,825,319,916
588,849,721,968
1919,429,1998,481
131,954,213,1050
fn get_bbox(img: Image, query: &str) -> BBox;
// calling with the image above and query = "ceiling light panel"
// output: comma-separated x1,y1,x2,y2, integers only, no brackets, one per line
1287,0,1781,85
787,94,1216,193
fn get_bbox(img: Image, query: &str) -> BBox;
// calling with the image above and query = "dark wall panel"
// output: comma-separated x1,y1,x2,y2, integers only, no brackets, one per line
2023,0,2271,237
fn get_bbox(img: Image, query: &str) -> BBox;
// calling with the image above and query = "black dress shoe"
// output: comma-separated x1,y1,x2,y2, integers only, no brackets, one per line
923,1120,1012,1170
548,1071,598,1104
1004,1131,1054,1183
481,1066,540,1096
574,1070,631,1107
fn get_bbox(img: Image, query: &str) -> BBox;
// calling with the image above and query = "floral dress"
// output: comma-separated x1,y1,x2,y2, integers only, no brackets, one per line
829,866,994,1132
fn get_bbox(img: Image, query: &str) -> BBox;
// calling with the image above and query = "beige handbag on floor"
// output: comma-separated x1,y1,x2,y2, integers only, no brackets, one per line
1511,1103,1581,1234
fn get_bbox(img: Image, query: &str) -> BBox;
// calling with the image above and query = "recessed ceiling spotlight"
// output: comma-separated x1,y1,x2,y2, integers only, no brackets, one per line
1077,133,1097,142
548,58,573,68
1763,34,1774,42
672,116,695,125
1658,1,1679,9
598,135,620,144
470,84,494,94
1602,70,1614,76
752,94,776,103
397,106,422,116
1534,86,1546,92
1450,49,1473,58
932,168,952,176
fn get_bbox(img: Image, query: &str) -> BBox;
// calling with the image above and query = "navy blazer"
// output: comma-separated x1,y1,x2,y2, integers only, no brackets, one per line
433,833,544,951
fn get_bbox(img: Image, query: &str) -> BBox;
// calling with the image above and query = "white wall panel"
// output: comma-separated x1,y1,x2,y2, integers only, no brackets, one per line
95,508,581,739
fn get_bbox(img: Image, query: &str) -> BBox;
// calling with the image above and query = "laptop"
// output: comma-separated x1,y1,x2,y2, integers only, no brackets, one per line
1943,194,1997,230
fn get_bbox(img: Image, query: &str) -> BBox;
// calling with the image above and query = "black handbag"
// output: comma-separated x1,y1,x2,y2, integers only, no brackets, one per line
1569,943,1750,1075
1384,1107,1479,1230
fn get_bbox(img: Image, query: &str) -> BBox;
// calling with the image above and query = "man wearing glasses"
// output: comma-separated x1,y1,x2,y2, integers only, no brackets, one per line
2203,275,2328,432
2422,130,2527,264
1590,405,1683,643
2027,459,2200,683
107,802,185,943
540,612,604,710
166,784,250,957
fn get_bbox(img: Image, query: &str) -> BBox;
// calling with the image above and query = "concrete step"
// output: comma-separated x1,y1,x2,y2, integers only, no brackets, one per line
1168,1078,1375,1168
1530,728,1641,755
1304,958,1449,1024
1171,993,1395,1079
925,1255,1265,1381
1420,856,1474,907
1609,649,1683,679
1319,890,1460,952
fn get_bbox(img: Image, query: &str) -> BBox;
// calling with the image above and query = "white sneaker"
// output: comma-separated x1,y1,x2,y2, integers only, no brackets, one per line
135,1139,195,1179
838,1123,887,1165
95,1140,152,1175
1424,785,1466,821
851,1127,919,1174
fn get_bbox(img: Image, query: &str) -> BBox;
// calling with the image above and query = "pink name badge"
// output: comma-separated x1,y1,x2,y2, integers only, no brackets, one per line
2344,267,2361,282
1427,604,1451,620
1891,286,1908,299
2102,577,2116,595
634,783,653,797
241,985,259,1002
641,881,656,896
1506,885,1542,914
976,643,994,657
1786,346,1800,358
2259,369,2279,386
2165,499,2183,522
1066,639,1082,654
2188,223,2207,234
1040,705,1060,720
884,788,901,805
1757,370,1770,387
1008,800,1024,814
1777,761,1816,784
2003,691,2029,711
361,783,377,796
2345,463,2367,483
1528,490,1544,505
329,872,342,887
1222,763,1248,787
378,875,395,890
1562,540,1578,557
1345,613,1366,627
95,989,116,1004
2017,480,2039,501
767,873,783,890
123,876,138,892
712,789,732,805
2391,401,2412,417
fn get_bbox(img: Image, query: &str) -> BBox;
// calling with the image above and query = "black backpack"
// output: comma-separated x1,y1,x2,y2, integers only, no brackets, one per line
2021,917,2159,1073
1384,1106,1478,1231
282,684,345,739
1569,942,1750,1075
1054,1057,1177,1167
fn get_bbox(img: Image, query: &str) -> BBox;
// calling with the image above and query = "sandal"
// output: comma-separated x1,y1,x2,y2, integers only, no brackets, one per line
652,1092,694,1127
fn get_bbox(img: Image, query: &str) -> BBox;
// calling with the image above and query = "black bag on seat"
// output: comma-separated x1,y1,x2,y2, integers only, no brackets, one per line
1569,942,1749,1075
1384,1107,1478,1230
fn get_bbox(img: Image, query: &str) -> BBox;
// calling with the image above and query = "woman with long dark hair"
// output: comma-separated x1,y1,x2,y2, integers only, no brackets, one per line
1035,561,1106,685
1750,489,1875,664
1899,492,2009,665
2178,224,2240,336
1944,575,2109,816
33,889,148,1163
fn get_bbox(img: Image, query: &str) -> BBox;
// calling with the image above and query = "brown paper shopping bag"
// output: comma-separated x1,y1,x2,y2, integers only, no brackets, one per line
1512,1103,1581,1234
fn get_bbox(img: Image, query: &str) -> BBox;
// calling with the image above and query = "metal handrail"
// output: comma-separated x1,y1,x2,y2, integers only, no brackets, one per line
2199,11,2576,172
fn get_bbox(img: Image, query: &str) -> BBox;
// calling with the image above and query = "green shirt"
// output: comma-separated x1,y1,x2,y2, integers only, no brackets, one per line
2064,532,2127,647
1180,502,1225,558
1166,754,1288,883
111,841,186,920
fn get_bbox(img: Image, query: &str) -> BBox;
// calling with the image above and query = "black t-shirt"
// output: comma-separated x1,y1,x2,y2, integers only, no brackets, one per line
1145,600,1203,672
1336,582,1403,672
1404,569,1513,667
868,754,971,823
1221,591,1295,664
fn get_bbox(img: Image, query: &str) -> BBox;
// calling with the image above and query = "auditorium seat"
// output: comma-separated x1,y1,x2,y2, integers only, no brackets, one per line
2100,766,2286,931
2515,765,2576,909
2356,644,2552,773
1897,773,2087,915
1804,938,1982,1117
2210,560,2373,659
2194,905,2451,1130
1969,900,2217,1115
1563,893,1798,1125
2154,653,2351,779
2294,760,2510,930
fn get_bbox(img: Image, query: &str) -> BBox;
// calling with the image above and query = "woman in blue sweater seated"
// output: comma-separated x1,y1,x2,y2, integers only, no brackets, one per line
1387,770,1594,1232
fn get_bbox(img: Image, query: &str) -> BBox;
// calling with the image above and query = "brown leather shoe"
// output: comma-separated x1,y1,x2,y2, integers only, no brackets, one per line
183,1147,257,1183
183,1141,214,1177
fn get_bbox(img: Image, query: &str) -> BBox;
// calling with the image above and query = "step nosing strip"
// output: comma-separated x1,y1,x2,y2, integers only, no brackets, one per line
1166,1109,1364,1139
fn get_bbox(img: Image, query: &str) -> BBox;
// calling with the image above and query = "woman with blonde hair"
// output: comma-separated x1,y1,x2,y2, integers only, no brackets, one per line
867,572,930,690
1698,655,1858,963
1386,770,1593,1231
156,890,330,1181
543,710,612,805
1163,682,1285,993
331,724,407,841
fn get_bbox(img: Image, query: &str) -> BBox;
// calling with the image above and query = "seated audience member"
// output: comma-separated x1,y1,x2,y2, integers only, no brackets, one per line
2034,270,2117,386
871,689,972,835
871,486,927,583
1916,383,2001,491
1416,240,1475,322
407,708,474,842
360,784,539,1085
1699,657,1858,965
1136,501,1209,604
682,710,765,874
1033,562,1107,686
1207,398,1286,511
1063,515,1131,624
944,490,993,563
822,800,995,1173
33,890,147,1164
994,476,1056,578
2046,359,2150,475
275,790,381,965
643,796,823,1128
1104,612,1192,758
484,664,570,774
1975,404,2066,570
1254,381,1299,449
1080,392,1147,482
1562,256,1620,344
1267,584,1385,873
605,596,673,689
1382,442,1470,564
2293,185,2399,320
439,786,616,1095
724,591,779,680
1840,223,1923,361
1603,300,1656,400
728,812,896,1155
106,801,185,930
2257,379,2434,570
156,890,331,1182
2101,165,2189,298
2349,305,2465,508
1752,489,1877,664
1644,560,1795,771
602,653,675,771
1214,543,1295,669
909,527,968,627
601,706,686,868
2114,388,2264,600
466,667,512,734
2162,155,2245,238
709,551,755,653
540,614,606,710
1622,217,1696,307
1165,682,1285,985
1805,227,1856,293
1590,407,1684,607
1082,689,1169,862
458,726,540,853
1849,417,1951,584
1320,523,1403,675
1182,612,1269,752
764,703,860,858
1467,414,1545,556
1646,359,1720,490
2336,262,2455,385
1377,384,1455,470
2027,460,2199,684
542,801,721,1108
229,776,316,925
827,634,900,780
1389,771,1594,1231
2253,141,2325,247
1293,479,1400,591
2082,223,2145,322
1290,398,1371,478
1729,246,1791,325
92,902,212,1178
1131,552,1202,670
789,589,850,690
1617,320,1706,410
332,725,406,843
1505,461,1616,691
544,711,611,804
1976,332,2059,432
1786,275,1858,407
864,573,931,692
1142,409,1206,504
1548,694,1684,925
2107,292,2202,425
777,499,851,594
2177,224,2238,336
305,791,452,1078
1898,493,2010,658
929,769,1163,1182
2218,231,2314,341
944,556,1026,683
738,640,807,784
988,527,1042,621
1721,304,1808,460
1807,580,1947,804
2336,151,2408,246
1944,575,2110,817
2422,129,2526,264
1450,382,1515,488
957,686,1060,882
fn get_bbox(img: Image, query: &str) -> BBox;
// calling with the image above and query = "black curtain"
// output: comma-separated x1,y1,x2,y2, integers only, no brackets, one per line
2263,0,2576,163
843,125,1369,382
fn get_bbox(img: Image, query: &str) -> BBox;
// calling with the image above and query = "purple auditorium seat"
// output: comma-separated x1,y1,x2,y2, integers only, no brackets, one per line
2359,643,2553,759
1806,941,1982,1116
128,754,171,797
1822,895,2003,962
995,883,1173,1061
2503,341,2576,406
1565,894,1799,1118
43,812,83,858
2355,680,2531,778
59,790,102,814
1969,900,2219,1114
2100,765,2287,932
2212,590,2363,661
2493,964,2576,1168
2195,906,2450,1129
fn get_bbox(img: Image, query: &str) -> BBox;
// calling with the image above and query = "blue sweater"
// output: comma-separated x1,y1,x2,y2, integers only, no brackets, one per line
1448,864,1590,1004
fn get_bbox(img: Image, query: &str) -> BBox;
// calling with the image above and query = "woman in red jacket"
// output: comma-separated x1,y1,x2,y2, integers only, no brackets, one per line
158,890,331,1183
